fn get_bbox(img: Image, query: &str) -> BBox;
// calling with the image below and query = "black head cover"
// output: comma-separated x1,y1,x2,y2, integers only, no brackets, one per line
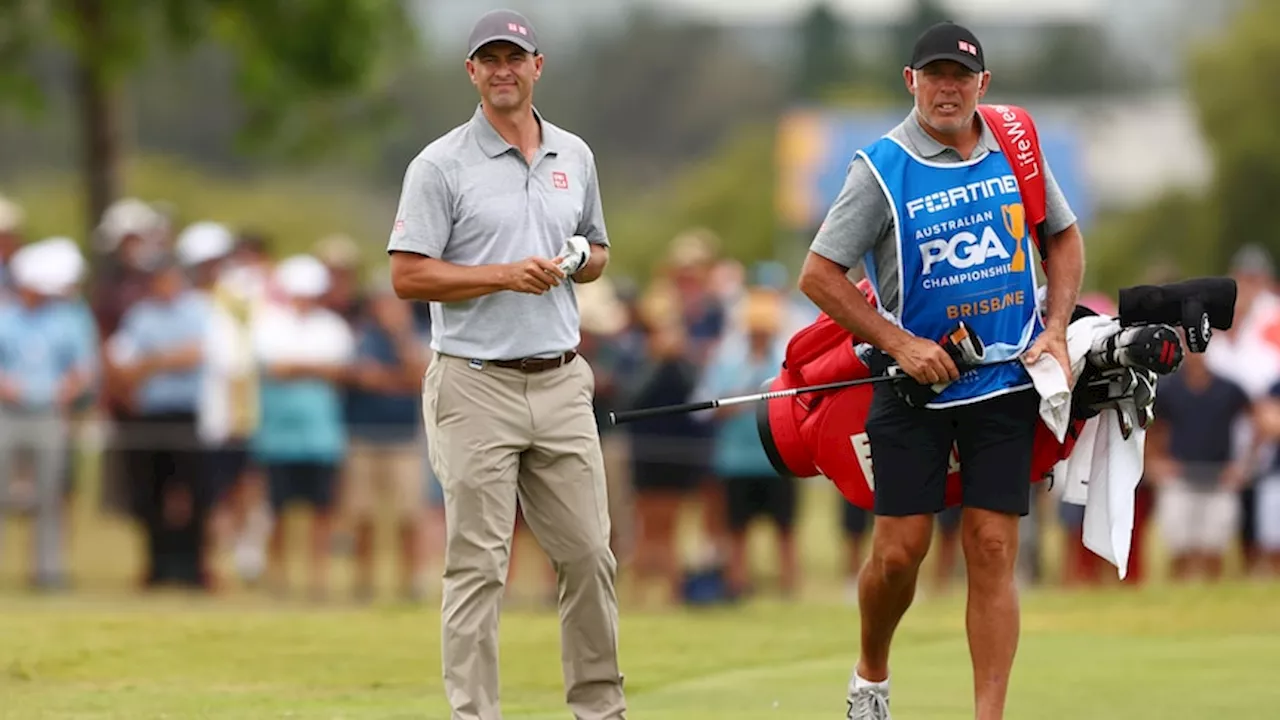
1117,278,1237,353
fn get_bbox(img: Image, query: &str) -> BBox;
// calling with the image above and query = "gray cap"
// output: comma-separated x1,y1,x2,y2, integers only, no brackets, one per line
467,9,538,58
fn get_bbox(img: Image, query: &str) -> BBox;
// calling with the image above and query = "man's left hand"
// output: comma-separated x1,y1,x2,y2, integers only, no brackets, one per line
1024,327,1071,383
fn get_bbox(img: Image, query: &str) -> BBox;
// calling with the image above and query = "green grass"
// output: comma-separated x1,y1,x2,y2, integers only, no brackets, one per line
2,474,1279,718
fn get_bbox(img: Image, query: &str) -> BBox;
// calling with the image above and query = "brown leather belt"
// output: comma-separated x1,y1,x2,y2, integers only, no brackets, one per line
486,350,577,373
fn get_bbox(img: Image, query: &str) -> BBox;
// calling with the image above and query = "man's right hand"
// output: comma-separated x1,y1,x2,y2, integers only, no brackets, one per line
886,334,961,386
503,257,566,295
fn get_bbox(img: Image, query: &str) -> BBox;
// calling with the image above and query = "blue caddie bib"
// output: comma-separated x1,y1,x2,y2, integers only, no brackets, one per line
860,136,1042,408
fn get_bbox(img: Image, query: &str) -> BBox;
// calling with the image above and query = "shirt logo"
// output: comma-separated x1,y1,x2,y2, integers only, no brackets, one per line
552,171,569,189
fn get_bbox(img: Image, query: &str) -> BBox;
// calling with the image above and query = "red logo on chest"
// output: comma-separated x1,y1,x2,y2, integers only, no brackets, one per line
552,171,569,189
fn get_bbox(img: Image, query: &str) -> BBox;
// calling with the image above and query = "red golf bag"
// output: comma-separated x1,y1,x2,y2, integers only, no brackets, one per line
755,279,1085,510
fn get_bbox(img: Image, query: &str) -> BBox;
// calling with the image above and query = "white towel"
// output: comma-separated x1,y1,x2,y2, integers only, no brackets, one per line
1022,315,1118,442
1022,316,1147,579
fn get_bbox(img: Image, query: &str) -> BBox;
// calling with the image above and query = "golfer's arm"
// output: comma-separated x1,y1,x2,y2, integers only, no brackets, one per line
571,244,608,284
1040,223,1085,334
390,252,509,303
798,252,912,354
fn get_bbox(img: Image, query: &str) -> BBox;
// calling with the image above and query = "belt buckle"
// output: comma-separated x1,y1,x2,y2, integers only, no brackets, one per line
519,357,535,372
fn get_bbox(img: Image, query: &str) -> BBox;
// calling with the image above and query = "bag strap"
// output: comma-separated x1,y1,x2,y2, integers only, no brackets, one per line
977,104,1049,267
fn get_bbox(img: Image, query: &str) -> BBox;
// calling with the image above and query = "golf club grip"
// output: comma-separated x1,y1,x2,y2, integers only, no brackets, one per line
610,400,717,424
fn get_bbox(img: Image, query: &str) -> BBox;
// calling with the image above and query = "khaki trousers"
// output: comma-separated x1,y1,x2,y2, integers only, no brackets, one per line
423,353,625,720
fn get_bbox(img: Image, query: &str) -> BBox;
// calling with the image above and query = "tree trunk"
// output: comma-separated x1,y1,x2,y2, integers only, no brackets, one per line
72,0,122,247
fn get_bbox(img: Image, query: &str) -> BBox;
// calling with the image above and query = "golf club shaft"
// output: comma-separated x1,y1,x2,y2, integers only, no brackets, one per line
608,374,897,425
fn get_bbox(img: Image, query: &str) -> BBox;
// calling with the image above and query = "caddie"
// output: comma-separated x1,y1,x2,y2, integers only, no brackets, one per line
796,21,1085,720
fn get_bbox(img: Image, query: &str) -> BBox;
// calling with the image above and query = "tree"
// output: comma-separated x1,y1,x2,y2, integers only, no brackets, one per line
605,122,778,280
0,0,415,241
1015,23,1138,97
790,3,856,102
1188,0,1280,269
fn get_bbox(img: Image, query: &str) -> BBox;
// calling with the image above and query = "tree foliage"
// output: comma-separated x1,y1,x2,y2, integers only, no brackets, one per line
0,0,415,236
791,3,857,102
1188,0,1280,269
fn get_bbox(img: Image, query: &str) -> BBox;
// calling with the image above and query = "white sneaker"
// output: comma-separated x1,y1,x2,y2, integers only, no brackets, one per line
846,673,891,720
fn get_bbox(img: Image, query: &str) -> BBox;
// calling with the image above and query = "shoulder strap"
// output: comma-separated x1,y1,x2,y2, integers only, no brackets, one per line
977,104,1048,263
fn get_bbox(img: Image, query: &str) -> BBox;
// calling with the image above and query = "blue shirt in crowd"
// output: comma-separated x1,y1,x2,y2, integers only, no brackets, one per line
114,291,209,415
0,298,98,411
345,318,426,444
698,339,785,478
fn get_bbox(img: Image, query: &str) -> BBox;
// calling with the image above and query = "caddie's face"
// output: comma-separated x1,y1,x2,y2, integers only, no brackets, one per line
905,60,989,135
467,42,542,111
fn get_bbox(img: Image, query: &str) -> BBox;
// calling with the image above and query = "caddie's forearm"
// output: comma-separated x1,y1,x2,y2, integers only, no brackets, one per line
572,244,609,284
390,252,508,303
1042,224,1085,334
798,252,911,354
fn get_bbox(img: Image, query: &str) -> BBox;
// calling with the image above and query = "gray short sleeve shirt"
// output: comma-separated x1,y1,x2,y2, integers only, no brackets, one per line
809,111,1077,316
387,105,608,360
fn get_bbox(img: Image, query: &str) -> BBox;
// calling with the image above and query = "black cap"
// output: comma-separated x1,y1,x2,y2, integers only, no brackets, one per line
910,21,984,73
467,9,538,58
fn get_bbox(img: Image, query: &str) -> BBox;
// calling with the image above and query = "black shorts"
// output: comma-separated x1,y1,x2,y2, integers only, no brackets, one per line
725,474,798,532
265,462,338,513
865,384,1040,517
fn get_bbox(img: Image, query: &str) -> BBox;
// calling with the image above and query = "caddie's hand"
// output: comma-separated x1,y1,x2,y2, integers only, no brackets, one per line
1024,327,1071,383
505,257,566,294
888,335,960,386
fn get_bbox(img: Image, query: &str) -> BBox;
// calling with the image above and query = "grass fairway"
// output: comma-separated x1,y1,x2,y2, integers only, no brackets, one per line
2,479,1279,718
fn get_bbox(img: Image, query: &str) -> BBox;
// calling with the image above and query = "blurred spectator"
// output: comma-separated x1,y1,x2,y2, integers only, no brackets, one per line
698,288,796,598
575,277,643,567
211,230,277,584
0,194,24,299
1251,380,1280,576
107,255,211,590
313,234,364,322
46,238,101,552
0,239,96,590
93,199,172,521
175,221,244,587
932,506,963,594
841,501,871,604
251,255,354,599
1148,341,1252,581
1205,244,1280,575
342,276,430,602
660,229,729,567
91,198,170,339
625,286,701,605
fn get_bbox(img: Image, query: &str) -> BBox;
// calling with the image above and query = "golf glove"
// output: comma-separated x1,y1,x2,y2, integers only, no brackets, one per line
556,235,590,276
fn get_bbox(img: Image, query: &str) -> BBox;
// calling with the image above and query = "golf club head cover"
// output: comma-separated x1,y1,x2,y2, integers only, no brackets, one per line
1086,323,1184,376
1117,278,1237,353
556,235,591,276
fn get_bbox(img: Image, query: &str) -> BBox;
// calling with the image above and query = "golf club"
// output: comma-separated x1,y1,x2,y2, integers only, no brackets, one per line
607,373,899,425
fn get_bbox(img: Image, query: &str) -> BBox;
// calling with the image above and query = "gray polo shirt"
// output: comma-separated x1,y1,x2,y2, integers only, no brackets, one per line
810,111,1077,317
387,105,608,360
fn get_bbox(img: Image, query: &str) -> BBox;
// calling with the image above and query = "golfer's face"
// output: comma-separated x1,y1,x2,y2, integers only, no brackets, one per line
909,61,988,134
468,42,541,111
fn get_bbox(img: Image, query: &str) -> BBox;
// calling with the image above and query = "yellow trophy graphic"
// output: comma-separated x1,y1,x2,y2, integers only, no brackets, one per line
1002,203,1027,272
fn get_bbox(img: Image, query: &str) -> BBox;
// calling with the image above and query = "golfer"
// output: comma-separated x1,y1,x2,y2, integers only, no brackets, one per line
386,9,625,720
796,22,1085,720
